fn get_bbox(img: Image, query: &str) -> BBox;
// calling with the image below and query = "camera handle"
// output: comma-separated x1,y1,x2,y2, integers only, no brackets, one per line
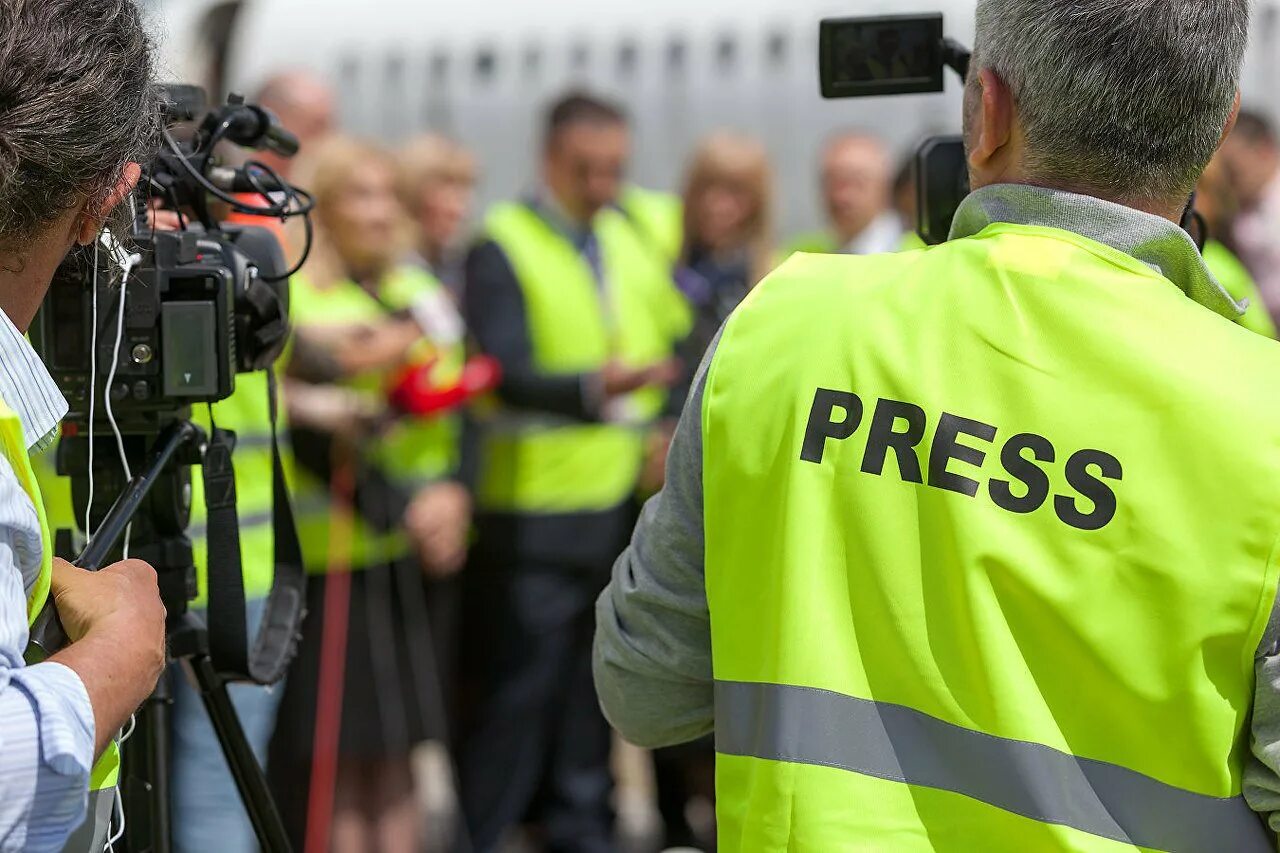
26,419,204,661
941,38,971,82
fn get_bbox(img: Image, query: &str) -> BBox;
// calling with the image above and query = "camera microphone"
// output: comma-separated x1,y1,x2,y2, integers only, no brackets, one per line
208,165,288,194
252,111,301,159
222,96,301,158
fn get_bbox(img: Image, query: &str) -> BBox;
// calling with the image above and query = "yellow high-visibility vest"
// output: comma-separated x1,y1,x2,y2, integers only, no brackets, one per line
2,400,119,847
1203,239,1277,338
704,226,1280,851
476,202,689,514
288,267,463,573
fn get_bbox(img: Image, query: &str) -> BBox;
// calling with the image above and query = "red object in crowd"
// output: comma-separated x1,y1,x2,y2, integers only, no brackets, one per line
388,355,503,417
304,452,356,853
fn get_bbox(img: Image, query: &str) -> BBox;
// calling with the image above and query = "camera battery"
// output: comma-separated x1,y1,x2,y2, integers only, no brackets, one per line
162,301,219,397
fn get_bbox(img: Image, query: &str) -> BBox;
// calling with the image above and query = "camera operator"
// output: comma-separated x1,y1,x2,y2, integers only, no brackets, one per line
597,0,1280,849
0,0,166,849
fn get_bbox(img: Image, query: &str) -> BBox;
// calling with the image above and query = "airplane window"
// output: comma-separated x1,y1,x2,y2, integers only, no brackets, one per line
339,55,360,88
716,34,737,71
429,51,450,82
767,29,788,66
475,47,497,82
523,44,542,76
617,40,639,77
666,38,686,73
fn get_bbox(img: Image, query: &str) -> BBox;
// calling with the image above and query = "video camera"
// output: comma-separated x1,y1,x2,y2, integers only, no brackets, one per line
26,84,312,850
819,14,973,245
25,81,314,667
27,82,311,654
32,84,306,434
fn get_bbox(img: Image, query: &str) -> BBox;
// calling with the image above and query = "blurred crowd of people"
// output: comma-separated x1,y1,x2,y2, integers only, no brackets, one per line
163,68,1280,853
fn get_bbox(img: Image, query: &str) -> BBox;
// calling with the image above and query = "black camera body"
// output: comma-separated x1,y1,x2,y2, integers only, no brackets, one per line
819,14,972,245
34,225,288,434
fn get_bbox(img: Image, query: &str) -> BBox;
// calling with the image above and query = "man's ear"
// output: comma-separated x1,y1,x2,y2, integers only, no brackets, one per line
1219,91,1243,148
75,162,142,246
967,68,1014,174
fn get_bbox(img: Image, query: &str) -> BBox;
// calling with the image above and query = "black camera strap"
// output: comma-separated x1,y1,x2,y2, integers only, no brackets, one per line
202,373,307,684
202,422,246,670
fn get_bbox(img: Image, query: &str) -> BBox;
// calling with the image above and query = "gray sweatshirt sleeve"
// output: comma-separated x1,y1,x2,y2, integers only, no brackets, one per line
592,334,718,749
1244,595,1280,833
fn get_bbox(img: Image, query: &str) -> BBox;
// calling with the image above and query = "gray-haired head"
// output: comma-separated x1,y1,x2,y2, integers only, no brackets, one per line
0,0,157,255
972,0,1250,206
252,70,336,131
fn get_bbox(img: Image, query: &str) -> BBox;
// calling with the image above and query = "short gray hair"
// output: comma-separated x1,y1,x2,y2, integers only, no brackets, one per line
0,0,157,254
974,0,1250,203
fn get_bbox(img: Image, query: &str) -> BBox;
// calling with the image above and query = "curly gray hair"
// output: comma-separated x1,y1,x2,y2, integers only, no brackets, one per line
0,0,157,253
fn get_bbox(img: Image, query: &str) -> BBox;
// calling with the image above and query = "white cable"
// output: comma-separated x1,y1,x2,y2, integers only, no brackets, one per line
85,245,99,540
104,714,133,853
105,786,125,852
100,230,141,853
103,245,140,558
98,224,157,848
118,713,137,744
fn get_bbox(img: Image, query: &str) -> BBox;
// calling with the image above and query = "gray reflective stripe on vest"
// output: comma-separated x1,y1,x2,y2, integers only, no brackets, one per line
59,787,114,853
292,494,330,517
714,680,1272,853
232,433,275,451
390,473,448,494
289,483,445,523
483,408,652,434
188,509,274,541
483,410,583,432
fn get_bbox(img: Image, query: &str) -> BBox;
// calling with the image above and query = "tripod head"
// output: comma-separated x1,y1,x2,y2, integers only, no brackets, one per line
28,418,208,660
67,419,205,606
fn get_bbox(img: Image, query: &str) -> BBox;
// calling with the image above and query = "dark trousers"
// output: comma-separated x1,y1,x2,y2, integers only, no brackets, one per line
457,557,615,853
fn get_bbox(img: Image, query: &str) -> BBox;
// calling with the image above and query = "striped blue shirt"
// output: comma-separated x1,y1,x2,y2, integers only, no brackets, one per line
0,308,94,852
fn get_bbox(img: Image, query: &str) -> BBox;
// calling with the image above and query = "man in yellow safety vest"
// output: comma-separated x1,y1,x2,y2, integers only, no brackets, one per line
0,1,166,849
460,91,688,851
596,0,1280,850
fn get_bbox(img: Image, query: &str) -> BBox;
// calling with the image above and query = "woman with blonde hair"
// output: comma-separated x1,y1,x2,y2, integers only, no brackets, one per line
269,136,471,853
398,134,478,292
671,132,774,396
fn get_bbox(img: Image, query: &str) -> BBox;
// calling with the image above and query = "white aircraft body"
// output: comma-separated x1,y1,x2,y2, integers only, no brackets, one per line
148,0,1280,235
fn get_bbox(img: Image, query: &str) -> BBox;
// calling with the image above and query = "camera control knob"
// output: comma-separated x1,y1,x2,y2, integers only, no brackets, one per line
131,344,154,365
132,381,151,401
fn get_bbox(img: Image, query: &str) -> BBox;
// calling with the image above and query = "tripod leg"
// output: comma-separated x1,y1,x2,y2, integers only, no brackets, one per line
121,684,173,853
181,654,293,853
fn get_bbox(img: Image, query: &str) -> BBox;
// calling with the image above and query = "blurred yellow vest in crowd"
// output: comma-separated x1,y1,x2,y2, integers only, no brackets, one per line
475,202,690,515
288,267,463,573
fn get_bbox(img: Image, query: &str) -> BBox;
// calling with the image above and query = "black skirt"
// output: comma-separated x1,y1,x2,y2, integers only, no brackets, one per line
270,557,455,761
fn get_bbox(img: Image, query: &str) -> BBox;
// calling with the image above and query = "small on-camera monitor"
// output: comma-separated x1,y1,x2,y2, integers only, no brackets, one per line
820,14,945,98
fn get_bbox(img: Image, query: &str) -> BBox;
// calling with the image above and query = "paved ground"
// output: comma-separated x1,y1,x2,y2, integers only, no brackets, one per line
414,738,672,852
